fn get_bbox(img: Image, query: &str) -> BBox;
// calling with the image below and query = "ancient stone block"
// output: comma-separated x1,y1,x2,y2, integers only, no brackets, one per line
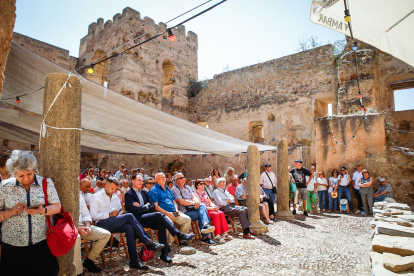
383,253,414,273
372,235,414,256
376,221,414,238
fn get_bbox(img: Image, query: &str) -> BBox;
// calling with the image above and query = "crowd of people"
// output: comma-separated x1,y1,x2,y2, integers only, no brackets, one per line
0,151,394,275
288,160,394,216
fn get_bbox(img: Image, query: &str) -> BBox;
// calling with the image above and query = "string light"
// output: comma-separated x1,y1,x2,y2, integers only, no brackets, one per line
16,96,20,103
1,0,227,103
344,9,351,22
167,28,176,42
88,65,94,74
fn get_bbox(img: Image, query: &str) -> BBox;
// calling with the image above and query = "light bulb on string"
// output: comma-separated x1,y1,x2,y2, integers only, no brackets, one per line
16,96,20,103
344,10,351,22
352,42,357,51
167,28,176,42
88,65,94,74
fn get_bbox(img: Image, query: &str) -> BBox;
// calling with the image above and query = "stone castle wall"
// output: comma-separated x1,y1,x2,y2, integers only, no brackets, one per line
78,7,198,120
188,44,338,165
12,32,78,71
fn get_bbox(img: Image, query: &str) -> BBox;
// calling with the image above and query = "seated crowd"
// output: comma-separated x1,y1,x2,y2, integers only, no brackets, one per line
0,152,394,276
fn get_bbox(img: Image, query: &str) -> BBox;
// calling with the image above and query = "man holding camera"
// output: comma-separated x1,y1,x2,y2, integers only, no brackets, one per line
125,174,194,263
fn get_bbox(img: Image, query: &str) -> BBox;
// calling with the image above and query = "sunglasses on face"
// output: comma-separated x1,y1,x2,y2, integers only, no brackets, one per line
147,182,154,185
199,182,205,185
341,170,345,171
176,177,185,180
319,173,323,175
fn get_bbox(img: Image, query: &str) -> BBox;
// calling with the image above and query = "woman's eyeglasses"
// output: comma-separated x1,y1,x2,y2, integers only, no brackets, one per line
199,182,205,185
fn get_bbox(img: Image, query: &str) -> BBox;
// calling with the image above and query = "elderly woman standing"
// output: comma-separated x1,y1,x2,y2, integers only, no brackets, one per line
359,169,374,215
0,150,61,276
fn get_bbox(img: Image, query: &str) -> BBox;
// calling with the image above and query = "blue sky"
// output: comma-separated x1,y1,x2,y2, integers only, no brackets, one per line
13,0,412,110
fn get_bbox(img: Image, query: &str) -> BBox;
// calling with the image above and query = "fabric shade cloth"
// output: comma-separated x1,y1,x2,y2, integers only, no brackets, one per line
0,42,276,157
309,0,414,67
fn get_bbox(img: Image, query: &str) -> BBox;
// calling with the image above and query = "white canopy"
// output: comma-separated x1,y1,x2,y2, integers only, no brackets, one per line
309,0,414,67
0,42,276,157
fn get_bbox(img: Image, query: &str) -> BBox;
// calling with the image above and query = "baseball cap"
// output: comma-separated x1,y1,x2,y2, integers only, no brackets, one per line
379,178,386,182
295,160,303,163
264,164,271,167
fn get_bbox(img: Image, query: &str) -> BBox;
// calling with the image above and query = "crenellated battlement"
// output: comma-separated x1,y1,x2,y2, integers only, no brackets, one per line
82,7,198,44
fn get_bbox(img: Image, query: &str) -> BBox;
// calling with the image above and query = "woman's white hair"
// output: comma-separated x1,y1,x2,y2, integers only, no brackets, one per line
224,167,234,176
6,150,38,175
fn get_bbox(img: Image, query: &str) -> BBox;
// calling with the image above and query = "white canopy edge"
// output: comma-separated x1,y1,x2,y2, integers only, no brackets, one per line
309,0,414,67
0,42,277,157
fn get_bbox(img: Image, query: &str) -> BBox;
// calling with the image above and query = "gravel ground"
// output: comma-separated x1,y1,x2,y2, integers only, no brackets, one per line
83,212,372,276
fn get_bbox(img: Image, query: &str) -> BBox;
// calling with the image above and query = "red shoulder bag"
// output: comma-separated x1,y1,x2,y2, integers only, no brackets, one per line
42,178,78,257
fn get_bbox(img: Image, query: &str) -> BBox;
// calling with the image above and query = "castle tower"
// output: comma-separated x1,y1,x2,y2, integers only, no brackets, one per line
78,7,198,119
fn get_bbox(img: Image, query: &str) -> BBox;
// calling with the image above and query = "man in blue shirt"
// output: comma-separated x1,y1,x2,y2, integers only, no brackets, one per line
149,173,191,245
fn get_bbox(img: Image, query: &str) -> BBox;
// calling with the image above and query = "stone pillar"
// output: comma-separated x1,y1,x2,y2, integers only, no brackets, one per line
39,73,81,276
0,0,16,98
301,139,312,169
246,145,268,234
275,139,294,220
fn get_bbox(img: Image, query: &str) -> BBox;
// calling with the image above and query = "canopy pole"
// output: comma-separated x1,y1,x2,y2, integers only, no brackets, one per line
246,145,268,234
39,73,81,276
275,138,294,220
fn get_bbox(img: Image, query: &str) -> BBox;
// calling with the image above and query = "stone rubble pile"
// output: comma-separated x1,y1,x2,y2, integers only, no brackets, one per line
371,199,414,275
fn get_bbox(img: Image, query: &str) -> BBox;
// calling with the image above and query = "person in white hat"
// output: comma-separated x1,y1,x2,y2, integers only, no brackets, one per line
373,178,393,202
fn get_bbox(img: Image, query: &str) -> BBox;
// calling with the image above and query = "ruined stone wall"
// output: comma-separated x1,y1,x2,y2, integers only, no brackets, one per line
336,39,414,149
189,44,338,166
12,32,78,71
377,51,414,149
0,0,16,98
78,7,198,120
316,113,414,208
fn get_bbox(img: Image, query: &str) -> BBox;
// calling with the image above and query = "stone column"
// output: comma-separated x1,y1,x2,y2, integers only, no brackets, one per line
39,73,81,276
0,0,16,97
246,145,268,234
301,139,312,169
275,139,294,220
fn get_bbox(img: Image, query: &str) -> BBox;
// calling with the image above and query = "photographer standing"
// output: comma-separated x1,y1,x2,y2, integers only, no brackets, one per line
260,164,277,203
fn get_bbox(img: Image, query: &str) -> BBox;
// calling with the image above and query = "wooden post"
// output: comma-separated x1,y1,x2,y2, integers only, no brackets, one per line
246,145,268,234
39,73,81,276
275,138,294,220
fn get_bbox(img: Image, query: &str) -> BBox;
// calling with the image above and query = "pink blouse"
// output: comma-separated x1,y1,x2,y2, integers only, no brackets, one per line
195,190,210,206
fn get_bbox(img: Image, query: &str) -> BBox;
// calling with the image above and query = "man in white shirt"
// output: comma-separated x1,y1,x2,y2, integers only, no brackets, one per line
212,178,254,239
74,192,111,275
114,164,125,180
352,164,364,213
90,177,164,270
260,164,276,203
80,178,92,206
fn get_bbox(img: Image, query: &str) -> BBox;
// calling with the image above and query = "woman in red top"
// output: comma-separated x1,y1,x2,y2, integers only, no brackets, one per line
194,179,231,244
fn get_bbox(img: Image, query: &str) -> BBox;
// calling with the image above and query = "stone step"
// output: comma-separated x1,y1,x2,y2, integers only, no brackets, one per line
372,235,414,256
383,252,414,273
371,252,414,276
376,221,414,238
